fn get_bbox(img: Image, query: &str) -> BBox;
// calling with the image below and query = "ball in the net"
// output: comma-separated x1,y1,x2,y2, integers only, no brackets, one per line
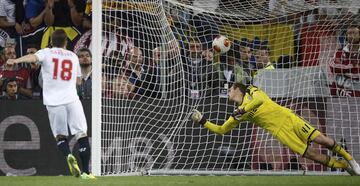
212,35,231,54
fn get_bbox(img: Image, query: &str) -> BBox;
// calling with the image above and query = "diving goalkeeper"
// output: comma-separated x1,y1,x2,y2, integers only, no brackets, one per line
191,83,360,175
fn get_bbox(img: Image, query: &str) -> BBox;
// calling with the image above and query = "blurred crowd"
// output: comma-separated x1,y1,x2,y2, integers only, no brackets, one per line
1,0,360,100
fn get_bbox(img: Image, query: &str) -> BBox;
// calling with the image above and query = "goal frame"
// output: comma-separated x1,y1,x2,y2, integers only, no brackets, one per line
91,0,360,176
91,0,102,176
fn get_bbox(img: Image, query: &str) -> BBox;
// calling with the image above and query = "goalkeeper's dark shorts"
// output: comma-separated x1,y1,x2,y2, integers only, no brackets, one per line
274,112,320,157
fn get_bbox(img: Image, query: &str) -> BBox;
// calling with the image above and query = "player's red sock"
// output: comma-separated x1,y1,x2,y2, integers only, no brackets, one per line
78,137,91,174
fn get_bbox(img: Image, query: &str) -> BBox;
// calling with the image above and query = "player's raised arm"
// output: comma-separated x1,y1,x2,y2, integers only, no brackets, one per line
6,54,39,65
191,109,240,135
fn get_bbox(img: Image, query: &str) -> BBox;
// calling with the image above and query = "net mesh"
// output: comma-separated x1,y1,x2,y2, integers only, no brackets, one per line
98,0,360,175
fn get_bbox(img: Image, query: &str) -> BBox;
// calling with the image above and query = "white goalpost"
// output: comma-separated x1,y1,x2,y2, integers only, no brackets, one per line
92,0,360,176
91,0,102,177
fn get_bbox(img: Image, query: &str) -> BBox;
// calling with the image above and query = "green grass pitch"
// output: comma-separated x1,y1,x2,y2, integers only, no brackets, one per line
1,176,360,186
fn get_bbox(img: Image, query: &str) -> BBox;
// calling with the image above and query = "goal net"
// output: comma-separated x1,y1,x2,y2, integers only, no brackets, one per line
92,0,360,176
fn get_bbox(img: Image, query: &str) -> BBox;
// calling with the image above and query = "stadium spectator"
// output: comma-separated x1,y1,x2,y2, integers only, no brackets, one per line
252,46,275,77
26,0,46,29
102,50,124,98
191,12,219,47
110,49,135,99
151,47,160,64
77,47,92,99
42,0,85,49
218,50,251,97
73,29,91,54
218,51,236,97
184,37,216,98
0,46,4,67
44,0,84,27
0,77,27,100
168,0,219,47
0,28,8,51
111,68,134,99
14,0,26,36
329,24,360,97
235,39,255,76
140,47,160,98
0,45,31,98
127,47,145,96
111,47,145,99
102,14,134,59
168,0,191,48
82,12,91,31
23,0,46,52
75,12,133,59
0,29,8,67
71,4,91,53
167,39,182,77
0,0,17,37
27,44,42,99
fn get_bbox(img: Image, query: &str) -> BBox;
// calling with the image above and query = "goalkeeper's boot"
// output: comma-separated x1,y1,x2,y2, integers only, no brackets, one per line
348,159,360,175
67,154,81,177
81,172,96,180
344,163,356,176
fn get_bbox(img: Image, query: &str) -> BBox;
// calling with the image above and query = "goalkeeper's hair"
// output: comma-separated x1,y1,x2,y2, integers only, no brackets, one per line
232,83,247,94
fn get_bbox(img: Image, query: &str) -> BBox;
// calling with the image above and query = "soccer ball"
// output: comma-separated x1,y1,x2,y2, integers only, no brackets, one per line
212,35,231,54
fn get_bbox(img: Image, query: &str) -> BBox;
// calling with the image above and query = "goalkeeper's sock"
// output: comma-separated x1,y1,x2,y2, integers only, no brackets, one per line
325,156,348,169
78,137,91,174
329,142,353,161
57,138,71,157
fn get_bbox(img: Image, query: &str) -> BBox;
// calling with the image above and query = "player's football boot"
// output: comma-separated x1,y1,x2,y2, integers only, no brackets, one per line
344,164,356,176
67,154,81,177
348,159,360,175
81,172,96,180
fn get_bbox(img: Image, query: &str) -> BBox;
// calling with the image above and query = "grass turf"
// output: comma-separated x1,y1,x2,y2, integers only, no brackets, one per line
0,176,360,186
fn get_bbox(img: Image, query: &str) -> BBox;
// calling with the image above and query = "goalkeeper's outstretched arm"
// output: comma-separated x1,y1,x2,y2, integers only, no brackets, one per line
191,109,240,135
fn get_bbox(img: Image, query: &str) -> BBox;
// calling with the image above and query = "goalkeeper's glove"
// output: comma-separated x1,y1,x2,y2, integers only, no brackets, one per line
232,108,246,120
191,109,207,125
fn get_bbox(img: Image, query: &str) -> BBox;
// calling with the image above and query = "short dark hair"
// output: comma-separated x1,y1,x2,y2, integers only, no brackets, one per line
51,30,67,48
2,77,17,91
77,47,92,57
232,83,247,94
